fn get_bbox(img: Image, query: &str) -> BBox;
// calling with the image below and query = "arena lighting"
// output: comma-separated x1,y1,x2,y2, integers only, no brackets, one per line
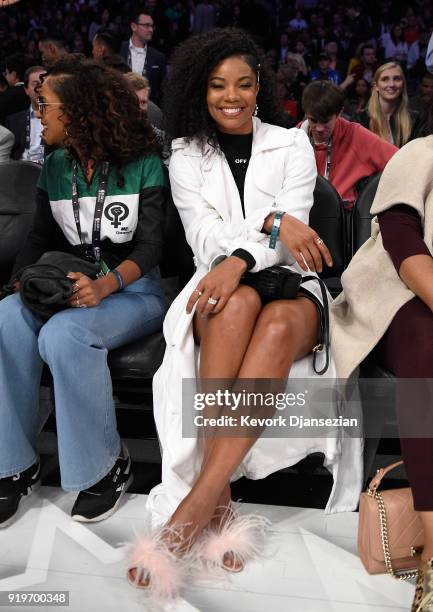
0,0,21,6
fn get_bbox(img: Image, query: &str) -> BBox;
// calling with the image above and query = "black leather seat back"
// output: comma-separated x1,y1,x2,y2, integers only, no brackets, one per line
352,172,382,255
309,175,345,279
0,161,40,285
159,191,194,285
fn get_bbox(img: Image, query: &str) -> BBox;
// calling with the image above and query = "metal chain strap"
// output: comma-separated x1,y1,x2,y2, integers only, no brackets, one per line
368,488,419,581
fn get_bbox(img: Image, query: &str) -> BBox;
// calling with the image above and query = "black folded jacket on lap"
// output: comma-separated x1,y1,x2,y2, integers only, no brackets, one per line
16,251,100,320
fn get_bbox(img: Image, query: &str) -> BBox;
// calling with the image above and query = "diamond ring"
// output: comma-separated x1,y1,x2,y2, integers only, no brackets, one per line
207,297,218,306
315,237,324,246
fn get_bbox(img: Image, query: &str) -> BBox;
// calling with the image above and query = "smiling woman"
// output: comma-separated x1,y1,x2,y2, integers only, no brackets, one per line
124,28,359,602
206,56,259,135
367,62,413,147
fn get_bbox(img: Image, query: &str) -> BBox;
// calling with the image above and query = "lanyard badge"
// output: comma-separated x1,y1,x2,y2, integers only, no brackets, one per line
71,160,110,270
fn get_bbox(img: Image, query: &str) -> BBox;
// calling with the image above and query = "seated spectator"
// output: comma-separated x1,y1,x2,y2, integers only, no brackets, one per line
298,80,397,208
6,65,45,164
128,28,356,598
344,2,373,49
331,135,433,612
275,62,304,124
38,37,68,66
277,32,290,64
410,72,433,115
289,10,308,31
424,29,433,75
403,14,421,46
0,125,14,162
367,62,415,147
343,77,370,126
294,39,313,72
286,51,308,77
309,52,341,85
381,24,409,64
341,44,379,90
413,82,433,137
120,9,167,105
193,0,216,34
123,72,163,131
0,53,34,125
92,27,121,60
0,54,167,528
407,28,431,75
88,7,113,43
324,41,348,79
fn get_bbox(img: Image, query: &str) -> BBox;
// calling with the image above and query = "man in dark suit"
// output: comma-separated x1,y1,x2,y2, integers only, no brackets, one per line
6,65,45,163
0,54,34,126
120,9,167,105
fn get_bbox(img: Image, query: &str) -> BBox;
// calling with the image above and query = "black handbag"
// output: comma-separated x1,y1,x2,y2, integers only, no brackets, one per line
5,251,100,320
240,265,330,375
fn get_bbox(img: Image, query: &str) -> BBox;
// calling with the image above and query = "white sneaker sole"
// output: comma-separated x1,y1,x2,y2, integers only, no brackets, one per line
71,473,133,523
0,480,41,529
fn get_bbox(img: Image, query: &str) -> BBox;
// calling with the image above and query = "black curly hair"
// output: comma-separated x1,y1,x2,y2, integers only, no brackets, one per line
163,28,289,148
42,54,160,178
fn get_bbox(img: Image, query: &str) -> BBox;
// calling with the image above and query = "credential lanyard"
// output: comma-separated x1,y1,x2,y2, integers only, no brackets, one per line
127,48,147,77
71,160,110,262
324,140,332,181
310,133,332,181
25,109,31,150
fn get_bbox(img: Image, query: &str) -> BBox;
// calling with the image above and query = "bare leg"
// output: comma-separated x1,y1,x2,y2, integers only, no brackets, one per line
130,296,319,585
195,286,262,545
166,298,318,546
129,286,262,584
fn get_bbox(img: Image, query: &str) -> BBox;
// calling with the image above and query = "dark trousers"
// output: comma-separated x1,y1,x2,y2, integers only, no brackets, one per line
379,296,433,510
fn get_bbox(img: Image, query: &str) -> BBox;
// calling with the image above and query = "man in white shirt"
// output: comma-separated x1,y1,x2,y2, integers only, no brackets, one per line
120,9,167,105
6,66,45,164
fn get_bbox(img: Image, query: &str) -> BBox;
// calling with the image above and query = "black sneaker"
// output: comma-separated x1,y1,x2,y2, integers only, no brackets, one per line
0,459,41,528
71,443,133,522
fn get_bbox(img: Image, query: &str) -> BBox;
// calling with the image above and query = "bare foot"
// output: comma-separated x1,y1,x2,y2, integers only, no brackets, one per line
129,487,221,587
210,483,243,572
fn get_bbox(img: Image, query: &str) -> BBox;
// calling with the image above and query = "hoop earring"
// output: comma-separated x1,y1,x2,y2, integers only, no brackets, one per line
253,104,258,117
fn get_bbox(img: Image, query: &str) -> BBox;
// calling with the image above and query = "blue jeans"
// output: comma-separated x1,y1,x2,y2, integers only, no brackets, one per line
0,272,166,490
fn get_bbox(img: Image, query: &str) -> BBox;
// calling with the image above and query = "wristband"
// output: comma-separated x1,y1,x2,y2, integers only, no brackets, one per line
110,269,124,291
268,210,285,249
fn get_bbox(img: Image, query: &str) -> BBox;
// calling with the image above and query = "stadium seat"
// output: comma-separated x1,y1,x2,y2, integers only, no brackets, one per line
0,160,40,286
309,175,346,297
351,172,382,257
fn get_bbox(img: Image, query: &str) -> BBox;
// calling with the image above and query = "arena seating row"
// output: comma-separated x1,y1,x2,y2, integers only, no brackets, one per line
0,159,396,490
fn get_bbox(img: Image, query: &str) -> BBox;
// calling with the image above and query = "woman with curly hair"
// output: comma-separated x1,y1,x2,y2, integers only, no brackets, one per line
127,28,361,599
0,55,167,526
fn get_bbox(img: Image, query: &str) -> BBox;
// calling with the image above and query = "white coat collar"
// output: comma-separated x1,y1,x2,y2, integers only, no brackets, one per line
171,117,292,162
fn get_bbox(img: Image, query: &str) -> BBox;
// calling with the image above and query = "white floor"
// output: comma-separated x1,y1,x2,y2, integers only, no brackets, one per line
0,487,415,612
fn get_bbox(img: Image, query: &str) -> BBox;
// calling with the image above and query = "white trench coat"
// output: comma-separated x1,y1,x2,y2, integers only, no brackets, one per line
147,118,363,524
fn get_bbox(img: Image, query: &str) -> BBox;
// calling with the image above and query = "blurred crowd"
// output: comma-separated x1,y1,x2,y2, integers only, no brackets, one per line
1,0,433,141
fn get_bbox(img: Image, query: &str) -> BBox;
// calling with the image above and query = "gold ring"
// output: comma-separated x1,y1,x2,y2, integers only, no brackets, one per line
73,282,79,293
316,237,324,246
194,289,203,297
